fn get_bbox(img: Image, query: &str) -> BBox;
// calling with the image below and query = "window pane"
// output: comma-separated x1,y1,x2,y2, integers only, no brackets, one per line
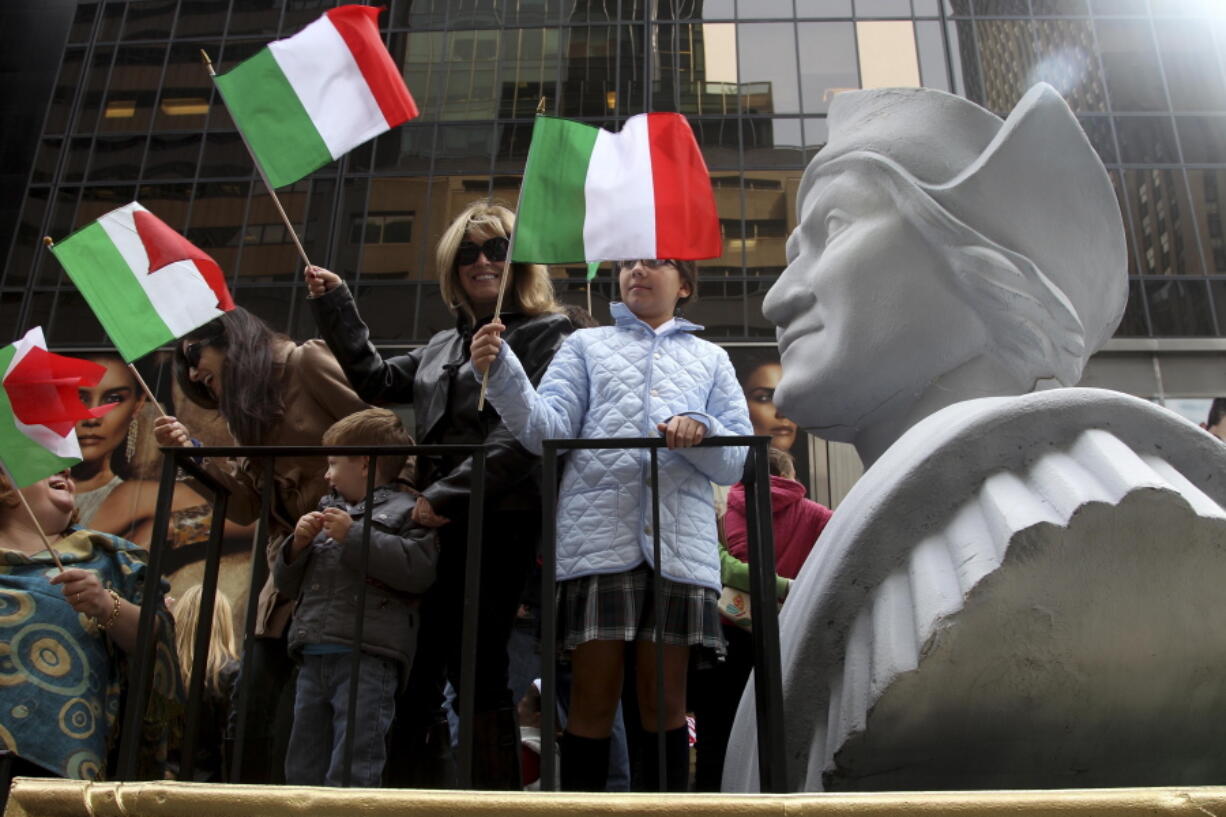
1115,280,1149,337
738,0,795,19
120,0,175,41
144,133,202,179
226,0,280,37
1175,116,1226,164
797,22,858,115
46,49,85,134
1144,279,1214,336
917,20,951,92
737,24,800,115
690,118,742,170
1031,0,1089,13
47,290,109,346
558,26,623,119
69,3,98,43
855,0,912,17
154,43,215,131
858,21,920,90
1183,169,1226,278
1079,115,1117,164
743,118,806,168
3,188,49,288
1095,20,1167,112
174,0,230,38
1115,115,1179,164
1122,169,1202,275
199,131,251,178
86,135,145,182
235,285,295,333
1154,20,1226,113
186,181,251,278
794,0,852,15
971,0,1030,13
76,46,117,134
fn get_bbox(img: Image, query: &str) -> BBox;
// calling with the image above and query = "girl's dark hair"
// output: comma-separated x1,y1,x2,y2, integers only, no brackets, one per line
673,259,698,307
174,307,287,445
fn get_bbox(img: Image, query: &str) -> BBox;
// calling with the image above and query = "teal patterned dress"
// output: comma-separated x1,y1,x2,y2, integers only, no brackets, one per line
0,527,181,779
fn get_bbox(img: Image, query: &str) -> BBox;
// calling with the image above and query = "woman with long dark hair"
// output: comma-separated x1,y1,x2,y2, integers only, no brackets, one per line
153,305,369,783
305,199,573,789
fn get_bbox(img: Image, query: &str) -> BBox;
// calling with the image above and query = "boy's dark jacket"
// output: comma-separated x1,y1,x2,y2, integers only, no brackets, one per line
273,486,436,686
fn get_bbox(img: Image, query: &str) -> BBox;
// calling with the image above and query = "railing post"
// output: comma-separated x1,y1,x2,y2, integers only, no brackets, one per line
649,444,668,790
457,447,487,789
744,437,789,791
179,483,229,781
230,457,275,782
115,452,178,779
539,442,559,791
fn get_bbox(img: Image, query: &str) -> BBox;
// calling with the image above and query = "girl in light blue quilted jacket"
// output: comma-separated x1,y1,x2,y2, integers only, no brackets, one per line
472,258,751,792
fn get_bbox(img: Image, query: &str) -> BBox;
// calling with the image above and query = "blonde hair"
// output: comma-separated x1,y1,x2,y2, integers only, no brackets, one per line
323,408,414,484
436,200,560,323
173,585,240,696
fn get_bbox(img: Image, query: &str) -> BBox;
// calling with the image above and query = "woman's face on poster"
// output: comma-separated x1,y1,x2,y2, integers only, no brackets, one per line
743,362,798,452
76,357,142,464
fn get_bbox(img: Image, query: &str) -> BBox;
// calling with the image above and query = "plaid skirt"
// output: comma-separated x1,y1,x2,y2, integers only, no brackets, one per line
559,562,725,653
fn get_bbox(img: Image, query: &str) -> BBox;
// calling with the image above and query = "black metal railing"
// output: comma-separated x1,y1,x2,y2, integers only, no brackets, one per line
114,436,787,792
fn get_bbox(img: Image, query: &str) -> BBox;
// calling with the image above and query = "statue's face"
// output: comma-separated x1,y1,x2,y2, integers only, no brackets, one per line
763,166,986,437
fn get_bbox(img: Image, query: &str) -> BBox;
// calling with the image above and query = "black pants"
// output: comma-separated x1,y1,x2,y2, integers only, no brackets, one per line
230,634,296,784
388,509,539,768
689,623,753,791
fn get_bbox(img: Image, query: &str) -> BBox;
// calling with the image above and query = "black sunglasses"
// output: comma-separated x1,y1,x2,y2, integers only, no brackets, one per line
456,236,509,266
183,339,209,368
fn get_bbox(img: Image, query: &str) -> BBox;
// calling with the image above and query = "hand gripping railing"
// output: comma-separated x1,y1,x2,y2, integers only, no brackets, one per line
536,435,789,793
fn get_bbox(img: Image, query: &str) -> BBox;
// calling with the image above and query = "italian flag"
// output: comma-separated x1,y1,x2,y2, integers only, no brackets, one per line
511,113,721,264
214,5,418,189
51,202,235,363
0,328,114,488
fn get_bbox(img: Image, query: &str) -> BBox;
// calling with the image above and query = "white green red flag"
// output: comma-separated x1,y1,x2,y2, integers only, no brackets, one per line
51,202,235,363
214,5,418,188
511,113,721,264
0,328,114,488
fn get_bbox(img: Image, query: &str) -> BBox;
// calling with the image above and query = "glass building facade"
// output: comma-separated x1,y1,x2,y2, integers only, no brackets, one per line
2,0,1224,444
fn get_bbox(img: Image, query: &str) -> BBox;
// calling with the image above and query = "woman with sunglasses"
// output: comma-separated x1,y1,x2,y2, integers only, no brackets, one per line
304,199,572,789
152,305,369,783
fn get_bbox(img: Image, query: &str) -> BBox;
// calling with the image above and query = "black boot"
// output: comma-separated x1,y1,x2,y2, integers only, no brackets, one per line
472,707,523,790
560,731,612,792
638,726,690,792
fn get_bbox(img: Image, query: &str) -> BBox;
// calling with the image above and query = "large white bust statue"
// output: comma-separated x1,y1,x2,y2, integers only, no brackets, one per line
724,83,1226,791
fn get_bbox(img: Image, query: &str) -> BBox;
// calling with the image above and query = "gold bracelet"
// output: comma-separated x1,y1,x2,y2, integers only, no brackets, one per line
95,590,122,631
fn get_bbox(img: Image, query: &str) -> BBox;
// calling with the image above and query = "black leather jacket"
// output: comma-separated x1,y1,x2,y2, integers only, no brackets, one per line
309,283,573,518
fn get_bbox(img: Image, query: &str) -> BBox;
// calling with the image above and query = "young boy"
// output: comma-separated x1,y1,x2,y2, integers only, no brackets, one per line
273,408,436,787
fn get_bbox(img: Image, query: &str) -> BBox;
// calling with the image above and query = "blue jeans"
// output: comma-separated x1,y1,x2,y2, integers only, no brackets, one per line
285,651,398,787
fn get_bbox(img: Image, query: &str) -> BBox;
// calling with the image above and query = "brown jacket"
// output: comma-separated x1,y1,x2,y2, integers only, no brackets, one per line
199,338,369,637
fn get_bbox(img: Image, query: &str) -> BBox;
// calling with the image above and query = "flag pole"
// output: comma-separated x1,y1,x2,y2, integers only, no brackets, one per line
127,365,169,419
476,96,548,411
0,461,65,571
201,49,313,270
